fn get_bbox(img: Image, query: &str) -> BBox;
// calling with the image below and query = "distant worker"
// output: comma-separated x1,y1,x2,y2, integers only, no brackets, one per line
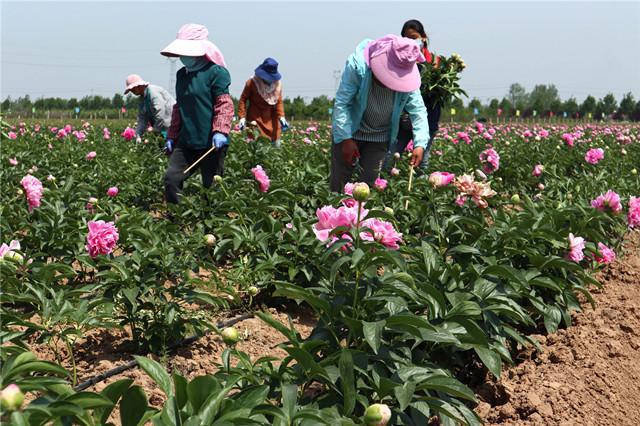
160,23,233,204
124,74,175,143
330,34,430,192
237,58,289,148
386,19,442,171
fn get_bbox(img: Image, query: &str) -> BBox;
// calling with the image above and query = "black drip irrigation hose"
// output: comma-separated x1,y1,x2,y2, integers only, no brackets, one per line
73,312,254,392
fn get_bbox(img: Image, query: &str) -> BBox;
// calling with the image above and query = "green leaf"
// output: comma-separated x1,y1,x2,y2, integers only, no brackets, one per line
474,346,502,378
64,392,114,409
339,349,356,416
134,356,173,398
188,376,220,413
97,379,133,424
199,375,240,423
362,320,385,354
544,305,562,333
394,381,416,411
119,386,148,426
173,373,188,410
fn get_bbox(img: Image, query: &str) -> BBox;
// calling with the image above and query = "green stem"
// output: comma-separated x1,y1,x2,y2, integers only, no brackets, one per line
65,339,77,387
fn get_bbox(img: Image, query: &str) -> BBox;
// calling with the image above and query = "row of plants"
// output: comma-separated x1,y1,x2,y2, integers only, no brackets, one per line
1,119,638,424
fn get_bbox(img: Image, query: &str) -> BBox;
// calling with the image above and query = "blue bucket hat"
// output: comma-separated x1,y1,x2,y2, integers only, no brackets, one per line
255,57,281,82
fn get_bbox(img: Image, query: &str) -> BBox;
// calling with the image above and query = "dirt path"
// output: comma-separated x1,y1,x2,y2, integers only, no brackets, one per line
476,230,640,425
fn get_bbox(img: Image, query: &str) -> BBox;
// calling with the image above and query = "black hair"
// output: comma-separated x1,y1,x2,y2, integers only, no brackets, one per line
401,19,429,46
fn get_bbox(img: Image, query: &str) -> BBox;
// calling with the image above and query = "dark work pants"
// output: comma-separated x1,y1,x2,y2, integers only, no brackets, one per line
330,140,388,193
164,145,227,204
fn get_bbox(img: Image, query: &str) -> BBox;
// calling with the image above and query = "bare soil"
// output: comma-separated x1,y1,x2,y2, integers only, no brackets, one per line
476,230,640,425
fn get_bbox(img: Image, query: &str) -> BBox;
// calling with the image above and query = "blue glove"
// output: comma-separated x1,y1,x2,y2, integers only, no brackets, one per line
164,139,174,155
161,130,167,139
212,133,229,150
279,117,290,132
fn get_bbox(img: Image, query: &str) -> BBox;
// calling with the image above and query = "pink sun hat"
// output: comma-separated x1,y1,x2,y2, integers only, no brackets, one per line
364,34,425,93
124,74,148,94
160,23,226,67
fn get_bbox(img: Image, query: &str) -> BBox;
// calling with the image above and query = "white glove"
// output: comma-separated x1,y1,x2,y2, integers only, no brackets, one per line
279,117,290,131
238,118,246,130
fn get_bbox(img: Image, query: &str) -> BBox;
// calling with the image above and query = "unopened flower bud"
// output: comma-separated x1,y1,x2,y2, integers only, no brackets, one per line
538,183,545,190
214,175,223,184
384,207,394,215
510,194,521,204
364,403,391,426
352,182,370,202
0,384,24,411
221,327,240,345
475,169,487,181
5,251,24,263
247,286,259,296
632,168,637,175
390,168,400,177
393,152,400,160
204,234,216,246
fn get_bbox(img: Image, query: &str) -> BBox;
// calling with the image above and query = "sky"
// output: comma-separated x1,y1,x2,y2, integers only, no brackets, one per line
2,1,640,104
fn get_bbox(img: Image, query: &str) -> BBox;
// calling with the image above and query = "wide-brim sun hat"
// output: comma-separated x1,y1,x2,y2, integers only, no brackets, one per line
255,57,282,83
364,34,425,93
160,23,227,67
124,74,149,94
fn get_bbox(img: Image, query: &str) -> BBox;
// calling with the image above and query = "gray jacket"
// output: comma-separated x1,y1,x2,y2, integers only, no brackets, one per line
136,84,175,135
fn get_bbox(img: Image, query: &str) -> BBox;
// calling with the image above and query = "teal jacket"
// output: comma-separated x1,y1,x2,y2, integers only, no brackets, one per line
332,39,430,150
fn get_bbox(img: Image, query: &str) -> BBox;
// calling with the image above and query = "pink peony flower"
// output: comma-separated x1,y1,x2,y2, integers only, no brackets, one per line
85,220,119,258
64,124,72,133
86,151,97,161
591,190,622,214
251,165,270,192
479,148,500,174
103,128,111,140
429,172,455,188
566,233,585,263
532,164,544,177
360,218,403,249
455,195,467,206
374,177,388,191
73,130,86,141
8,131,17,139
585,148,604,165
594,242,616,264
121,127,136,141
106,187,119,197
0,240,21,259
628,197,640,228
285,222,293,229
344,183,355,196
405,140,414,152
56,129,68,139
20,175,43,212
9,158,18,166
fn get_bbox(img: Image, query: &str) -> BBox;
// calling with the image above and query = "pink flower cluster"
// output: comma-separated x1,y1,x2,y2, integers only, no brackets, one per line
453,174,497,209
584,148,604,165
532,164,544,177
86,151,97,161
567,233,585,263
86,220,119,258
628,197,640,228
103,127,111,140
8,131,17,140
479,148,500,174
72,130,86,141
0,240,20,259
562,133,575,147
20,175,43,212
312,204,402,250
428,172,455,188
251,165,270,192
121,127,136,141
594,242,616,264
374,177,388,191
590,190,622,214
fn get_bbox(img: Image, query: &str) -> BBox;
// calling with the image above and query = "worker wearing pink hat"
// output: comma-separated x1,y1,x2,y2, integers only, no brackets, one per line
161,23,234,204
124,74,175,142
330,34,430,192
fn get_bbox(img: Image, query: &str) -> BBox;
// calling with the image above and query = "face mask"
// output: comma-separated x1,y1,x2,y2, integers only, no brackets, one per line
413,39,425,49
180,56,205,71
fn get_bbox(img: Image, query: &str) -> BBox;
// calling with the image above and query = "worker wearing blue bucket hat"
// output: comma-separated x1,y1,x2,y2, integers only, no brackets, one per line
238,58,289,147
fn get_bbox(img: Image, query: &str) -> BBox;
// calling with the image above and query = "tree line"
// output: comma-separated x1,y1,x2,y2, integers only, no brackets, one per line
2,83,640,121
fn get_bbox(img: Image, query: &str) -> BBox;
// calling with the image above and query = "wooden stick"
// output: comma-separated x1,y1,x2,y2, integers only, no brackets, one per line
404,165,415,209
183,146,216,174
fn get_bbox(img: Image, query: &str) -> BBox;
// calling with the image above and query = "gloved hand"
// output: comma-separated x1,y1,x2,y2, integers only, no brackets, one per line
164,139,174,155
136,135,142,144
238,118,246,130
212,133,229,150
279,117,290,132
